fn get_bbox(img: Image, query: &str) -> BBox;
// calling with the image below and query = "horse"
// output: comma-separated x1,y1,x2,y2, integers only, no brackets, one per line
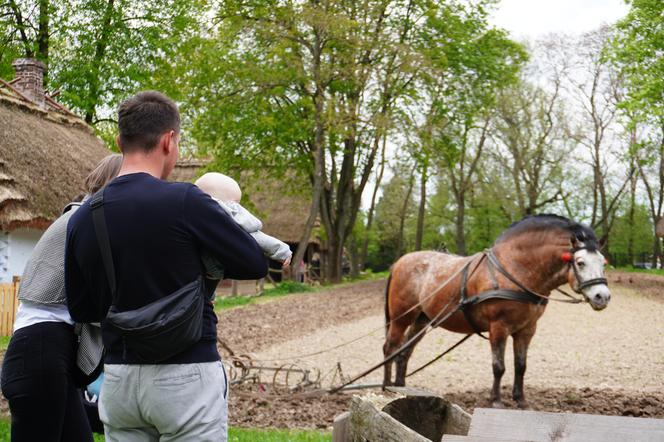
382,214,611,409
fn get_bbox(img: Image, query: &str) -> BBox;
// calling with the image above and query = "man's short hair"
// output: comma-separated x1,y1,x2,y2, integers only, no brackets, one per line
117,91,180,153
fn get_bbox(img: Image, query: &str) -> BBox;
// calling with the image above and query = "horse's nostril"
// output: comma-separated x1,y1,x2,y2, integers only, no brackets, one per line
594,294,602,301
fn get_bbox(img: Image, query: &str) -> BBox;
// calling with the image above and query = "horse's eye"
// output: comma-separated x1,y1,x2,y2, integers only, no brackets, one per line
577,261,585,268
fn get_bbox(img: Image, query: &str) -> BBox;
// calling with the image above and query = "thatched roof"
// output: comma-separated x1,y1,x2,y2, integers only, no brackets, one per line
0,88,110,231
172,159,318,244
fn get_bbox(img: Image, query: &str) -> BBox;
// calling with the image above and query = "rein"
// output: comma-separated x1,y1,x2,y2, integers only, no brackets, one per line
485,249,586,305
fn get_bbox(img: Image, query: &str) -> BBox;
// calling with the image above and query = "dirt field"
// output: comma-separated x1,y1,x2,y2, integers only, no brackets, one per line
221,274,664,429
0,274,660,431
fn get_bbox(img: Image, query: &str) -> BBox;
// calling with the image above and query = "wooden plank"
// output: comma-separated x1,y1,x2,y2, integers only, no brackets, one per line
332,411,350,442
441,436,524,442
0,282,19,336
469,408,664,442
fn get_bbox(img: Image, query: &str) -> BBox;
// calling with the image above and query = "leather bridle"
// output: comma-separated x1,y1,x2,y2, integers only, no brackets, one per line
567,246,608,293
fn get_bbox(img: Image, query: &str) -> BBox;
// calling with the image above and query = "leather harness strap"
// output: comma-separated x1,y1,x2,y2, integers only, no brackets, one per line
460,250,551,340
457,245,607,340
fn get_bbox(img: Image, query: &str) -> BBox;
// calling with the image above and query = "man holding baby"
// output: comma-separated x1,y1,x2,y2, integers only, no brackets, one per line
65,91,270,441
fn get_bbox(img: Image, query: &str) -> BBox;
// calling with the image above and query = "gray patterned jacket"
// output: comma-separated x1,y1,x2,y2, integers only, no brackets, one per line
18,202,102,376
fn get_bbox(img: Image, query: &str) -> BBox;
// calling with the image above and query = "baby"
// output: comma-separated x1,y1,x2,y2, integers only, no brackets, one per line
195,172,292,279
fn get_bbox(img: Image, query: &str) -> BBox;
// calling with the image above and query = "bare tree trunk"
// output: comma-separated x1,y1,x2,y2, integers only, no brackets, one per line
37,0,49,82
627,156,637,265
8,0,33,57
84,0,115,124
360,132,387,269
291,30,325,282
454,192,466,255
396,167,416,257
414,159,428,251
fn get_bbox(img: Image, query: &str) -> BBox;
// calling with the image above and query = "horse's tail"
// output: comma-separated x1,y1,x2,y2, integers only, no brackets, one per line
384,271,393,337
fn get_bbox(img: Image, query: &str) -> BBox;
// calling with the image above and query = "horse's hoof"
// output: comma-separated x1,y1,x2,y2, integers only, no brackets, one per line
517,401,532,410
491,401,506,409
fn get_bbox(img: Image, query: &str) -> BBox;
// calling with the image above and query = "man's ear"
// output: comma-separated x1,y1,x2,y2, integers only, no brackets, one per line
160,131,174,155
116,135,123,153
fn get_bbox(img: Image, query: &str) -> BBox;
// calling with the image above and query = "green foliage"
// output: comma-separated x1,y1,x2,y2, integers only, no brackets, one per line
611,0,663,125
608,203,654,265
1,0,208,134
368,171,416,270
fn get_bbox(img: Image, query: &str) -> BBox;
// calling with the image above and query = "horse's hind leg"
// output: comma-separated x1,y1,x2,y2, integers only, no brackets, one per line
512,323,536,409
394,313,429,386
383,320,410,388
489,322,509,408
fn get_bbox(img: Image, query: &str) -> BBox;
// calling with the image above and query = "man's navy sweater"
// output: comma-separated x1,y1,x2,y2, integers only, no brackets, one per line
65,172,268,364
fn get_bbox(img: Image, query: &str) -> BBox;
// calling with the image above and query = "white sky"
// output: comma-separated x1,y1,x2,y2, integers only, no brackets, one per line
489,0,630,39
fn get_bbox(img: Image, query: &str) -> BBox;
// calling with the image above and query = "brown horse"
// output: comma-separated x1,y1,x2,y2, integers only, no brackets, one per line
383,214,610,408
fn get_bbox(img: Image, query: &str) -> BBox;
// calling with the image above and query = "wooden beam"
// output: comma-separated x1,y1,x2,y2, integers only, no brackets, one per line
469,408,664,442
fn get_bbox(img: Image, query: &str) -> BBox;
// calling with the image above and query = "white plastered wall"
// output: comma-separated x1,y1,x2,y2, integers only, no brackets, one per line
0,229,43,283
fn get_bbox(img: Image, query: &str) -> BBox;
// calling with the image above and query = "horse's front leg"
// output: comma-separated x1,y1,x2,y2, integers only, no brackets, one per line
489,322,508,408
512,323,536,409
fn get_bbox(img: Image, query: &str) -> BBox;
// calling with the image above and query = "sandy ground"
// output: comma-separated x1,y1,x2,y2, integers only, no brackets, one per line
255,283,664,394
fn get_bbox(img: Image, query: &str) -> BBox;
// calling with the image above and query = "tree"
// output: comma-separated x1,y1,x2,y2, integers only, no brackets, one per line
368,168,416,270
560,28,631,253
491,75,571,218
405,1,526,255
196,0,429,282
611,0,664,267
1,0,207,125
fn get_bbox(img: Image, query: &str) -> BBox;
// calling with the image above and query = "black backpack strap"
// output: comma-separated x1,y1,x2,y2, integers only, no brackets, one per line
90,189,117,300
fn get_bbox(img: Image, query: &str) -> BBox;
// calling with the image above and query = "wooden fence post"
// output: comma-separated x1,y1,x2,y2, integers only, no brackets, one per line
0,277,20,336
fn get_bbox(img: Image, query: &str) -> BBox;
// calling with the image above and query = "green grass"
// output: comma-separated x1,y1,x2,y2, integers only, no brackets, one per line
612,267,664,277
215,271,389,312
229,428,331,441
215,281,313,310
0,420,329,441
0,336,11,352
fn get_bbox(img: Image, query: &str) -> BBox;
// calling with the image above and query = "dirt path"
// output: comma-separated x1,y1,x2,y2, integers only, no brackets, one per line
223,273,664,428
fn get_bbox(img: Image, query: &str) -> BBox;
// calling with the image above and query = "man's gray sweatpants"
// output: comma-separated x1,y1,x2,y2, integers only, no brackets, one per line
99,361,228,442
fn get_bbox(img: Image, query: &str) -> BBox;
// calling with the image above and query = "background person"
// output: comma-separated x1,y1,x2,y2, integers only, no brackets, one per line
65,91,267,441
1,154,122,442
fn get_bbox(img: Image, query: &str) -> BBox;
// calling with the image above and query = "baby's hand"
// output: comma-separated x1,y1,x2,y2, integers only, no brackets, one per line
282,256,292,268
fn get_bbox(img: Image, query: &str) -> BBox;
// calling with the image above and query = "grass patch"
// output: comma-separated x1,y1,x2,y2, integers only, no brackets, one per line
0,419,329,442
612,267,664,277
216,281,312,311
215,271,389,312
0,336,11,352
229,428,331,441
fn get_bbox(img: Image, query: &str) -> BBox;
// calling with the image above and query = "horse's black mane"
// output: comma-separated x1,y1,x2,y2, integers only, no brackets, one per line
495,214,599,251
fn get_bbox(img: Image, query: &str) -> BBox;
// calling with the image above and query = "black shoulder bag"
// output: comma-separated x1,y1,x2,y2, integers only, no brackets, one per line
90,189,206,363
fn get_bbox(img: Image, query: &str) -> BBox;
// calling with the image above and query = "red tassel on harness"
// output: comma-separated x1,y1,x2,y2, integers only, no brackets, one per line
561,252,573,262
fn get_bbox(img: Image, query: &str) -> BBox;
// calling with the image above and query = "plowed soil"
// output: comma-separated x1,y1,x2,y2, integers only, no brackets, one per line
219,275,664,429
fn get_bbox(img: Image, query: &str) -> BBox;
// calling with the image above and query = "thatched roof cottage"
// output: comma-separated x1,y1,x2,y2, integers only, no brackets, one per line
0,58,110,282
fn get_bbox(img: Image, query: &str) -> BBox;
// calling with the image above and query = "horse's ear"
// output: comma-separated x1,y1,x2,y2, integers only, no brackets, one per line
569,234,579,248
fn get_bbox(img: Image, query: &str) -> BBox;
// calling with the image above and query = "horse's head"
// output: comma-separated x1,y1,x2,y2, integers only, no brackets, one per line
564,236,611,311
